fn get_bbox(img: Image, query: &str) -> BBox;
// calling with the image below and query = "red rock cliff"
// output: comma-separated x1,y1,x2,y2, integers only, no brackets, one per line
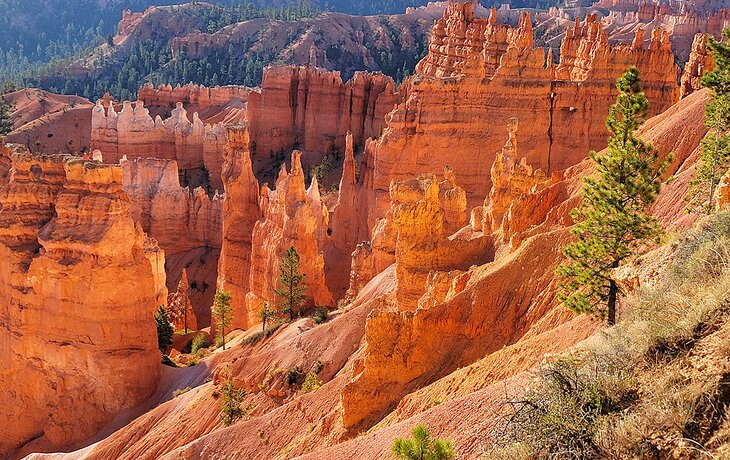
0,151,166,456
357,4,679,238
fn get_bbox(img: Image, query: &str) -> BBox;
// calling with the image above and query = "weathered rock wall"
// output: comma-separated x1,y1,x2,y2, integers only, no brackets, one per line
358,4,680,236
0,152,166,456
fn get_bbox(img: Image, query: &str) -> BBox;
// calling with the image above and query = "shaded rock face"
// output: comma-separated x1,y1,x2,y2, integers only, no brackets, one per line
246,66,397,172
246,151,334,326
358,4,680,235
122,156,222,326
681,33,714,99
0,151,166,456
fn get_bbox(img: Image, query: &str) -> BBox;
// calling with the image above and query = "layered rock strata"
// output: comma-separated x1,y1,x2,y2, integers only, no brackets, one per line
0,152,166,456
358,3,680,235
92,100,228,192
122,156,222,326
216,127,261,329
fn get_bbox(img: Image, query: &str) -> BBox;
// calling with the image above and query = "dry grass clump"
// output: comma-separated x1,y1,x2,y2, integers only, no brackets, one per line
485,212,730,460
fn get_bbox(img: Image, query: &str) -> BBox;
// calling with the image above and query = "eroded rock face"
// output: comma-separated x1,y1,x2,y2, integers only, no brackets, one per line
681,33,714,98
390,169,491,310
168,268,197,332
122,156,222,326
245,151,334,326
483,117,549,244
246,66,397,168
358,4,679,235
92,100,228,191
0,152,166,456
216,127,260,330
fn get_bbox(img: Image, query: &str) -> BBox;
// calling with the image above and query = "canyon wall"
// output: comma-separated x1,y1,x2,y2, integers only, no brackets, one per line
681,33,714,98
357,4,680,236
245,151,334,326
0,150,166,456
246,66,397,167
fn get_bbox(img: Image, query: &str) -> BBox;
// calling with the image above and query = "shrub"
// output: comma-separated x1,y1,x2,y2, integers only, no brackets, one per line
172,387,191,398
161,354,177,367
312,307,329,325
301,371,322,393
487,212,730,459
285,366,303,387
191,332,208,354
241,322,284,346
392,424,455,460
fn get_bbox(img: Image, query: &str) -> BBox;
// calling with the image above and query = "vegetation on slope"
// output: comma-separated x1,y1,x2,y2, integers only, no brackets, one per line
487,211,730,459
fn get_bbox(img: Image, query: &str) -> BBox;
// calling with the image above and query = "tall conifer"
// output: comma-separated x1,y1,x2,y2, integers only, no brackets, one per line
557,67,668,325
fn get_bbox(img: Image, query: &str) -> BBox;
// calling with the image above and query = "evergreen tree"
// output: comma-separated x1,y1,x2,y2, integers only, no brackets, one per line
687,31,730,212
256,300,276,332
274,246,307,322
392,424,455,460
219,367,247,426
154,305,174,352
212,290,233,350
556,67,668,326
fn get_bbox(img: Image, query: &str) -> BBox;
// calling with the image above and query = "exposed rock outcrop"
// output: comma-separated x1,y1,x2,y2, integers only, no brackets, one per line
92,100,228,191
122,156,222,326
0,152,166,456
168,268,197,332
358,4,680,236
680,33,714,98
216,127,260,330
482,117,549,244
246,66,397,169
246,151,334,326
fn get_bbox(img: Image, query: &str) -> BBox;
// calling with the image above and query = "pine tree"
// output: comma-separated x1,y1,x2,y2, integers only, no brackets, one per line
212,290,233,350
687,31,730,212
256,300,276,332
154,305,174,353
274,246,307,322
0,96,14,136
392,424,455,460
556,67,668,326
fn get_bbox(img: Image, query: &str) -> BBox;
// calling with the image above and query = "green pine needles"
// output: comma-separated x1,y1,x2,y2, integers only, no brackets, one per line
687,31,730,212
557,67,668,326
212,290,233,350
392,424,455,460
154,305,174,352
275,246,307,322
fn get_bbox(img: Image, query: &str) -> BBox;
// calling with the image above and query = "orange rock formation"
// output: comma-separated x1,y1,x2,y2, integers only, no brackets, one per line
681,33,715,98
246,151,334,325
216,127,261,329
0,150,166,456
358,3,679,237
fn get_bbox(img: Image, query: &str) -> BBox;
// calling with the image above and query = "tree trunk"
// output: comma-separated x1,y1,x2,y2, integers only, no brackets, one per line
262,317,266,332
607,279,617,326
222,325,226,350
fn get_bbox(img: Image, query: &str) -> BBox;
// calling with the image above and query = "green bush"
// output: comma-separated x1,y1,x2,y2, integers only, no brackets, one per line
220,377,247,426
312,307,330,325
301,371,322,393
172,387,191,398
191,333,208,354
486,212,730,459
285,366,303,387
161,354,177,367
241,322,284,346
392,424,455,460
